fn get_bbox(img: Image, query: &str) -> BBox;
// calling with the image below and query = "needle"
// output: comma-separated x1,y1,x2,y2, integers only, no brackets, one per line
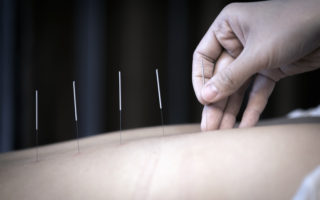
155,69,164,136
202,59,208,131
72,81,80,153
202,59,205,85
118,71,122,144
35,90,39,161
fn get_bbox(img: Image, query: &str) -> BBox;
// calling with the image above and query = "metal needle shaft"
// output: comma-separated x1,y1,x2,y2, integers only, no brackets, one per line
155,69,164,136
35,90,39,161
119,71,122,144
72,81,80,153
202,59,205,86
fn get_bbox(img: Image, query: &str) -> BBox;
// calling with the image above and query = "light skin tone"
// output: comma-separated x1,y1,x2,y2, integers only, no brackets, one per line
192,0,320,131
3,1,320,198
1,124,320,199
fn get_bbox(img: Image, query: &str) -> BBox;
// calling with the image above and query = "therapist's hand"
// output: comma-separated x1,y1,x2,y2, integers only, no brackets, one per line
192,0,320,131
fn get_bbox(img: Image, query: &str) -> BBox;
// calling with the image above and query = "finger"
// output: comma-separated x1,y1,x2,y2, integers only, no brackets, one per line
201,48,262,104
201,99,229,131
192,23,222,104
201,51,234,131
214,19,243,58
219,80,250,129
239,74,275,128
200,51,234,105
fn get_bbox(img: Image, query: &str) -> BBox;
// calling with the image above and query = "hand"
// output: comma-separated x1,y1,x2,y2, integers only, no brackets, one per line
192,0,320,131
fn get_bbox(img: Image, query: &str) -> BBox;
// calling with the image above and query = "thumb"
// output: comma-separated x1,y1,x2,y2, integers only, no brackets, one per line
201,51,262,103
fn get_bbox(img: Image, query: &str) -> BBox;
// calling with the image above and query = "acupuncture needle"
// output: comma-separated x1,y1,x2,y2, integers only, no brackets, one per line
118,71,122,144
72,81,80,153
35,90,39,162
202,58,208,131
155,69,165,136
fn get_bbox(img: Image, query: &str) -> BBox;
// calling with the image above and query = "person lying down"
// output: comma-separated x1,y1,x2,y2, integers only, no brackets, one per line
1,0,320,199
0,123,320,200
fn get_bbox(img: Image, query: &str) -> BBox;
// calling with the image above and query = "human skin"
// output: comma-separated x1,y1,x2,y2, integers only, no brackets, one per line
1,123,320,200
192,0,320,131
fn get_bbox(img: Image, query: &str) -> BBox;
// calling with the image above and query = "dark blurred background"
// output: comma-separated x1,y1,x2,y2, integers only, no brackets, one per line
1,0,319,152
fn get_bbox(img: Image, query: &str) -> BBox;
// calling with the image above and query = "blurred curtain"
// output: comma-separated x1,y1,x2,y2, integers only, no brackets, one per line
1,0,320,152
75,0,107,137
1,0,17,151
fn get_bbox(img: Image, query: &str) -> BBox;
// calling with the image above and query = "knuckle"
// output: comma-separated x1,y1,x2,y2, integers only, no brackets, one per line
213,20,227,41
193,50,199,59
193,50,200,63
224,3,237,12
223,3,241,15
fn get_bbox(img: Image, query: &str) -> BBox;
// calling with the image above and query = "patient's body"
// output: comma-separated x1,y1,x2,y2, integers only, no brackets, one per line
0,122,320,200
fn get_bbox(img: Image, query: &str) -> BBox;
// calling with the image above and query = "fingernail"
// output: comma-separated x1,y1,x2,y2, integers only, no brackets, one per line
202,84,218,102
